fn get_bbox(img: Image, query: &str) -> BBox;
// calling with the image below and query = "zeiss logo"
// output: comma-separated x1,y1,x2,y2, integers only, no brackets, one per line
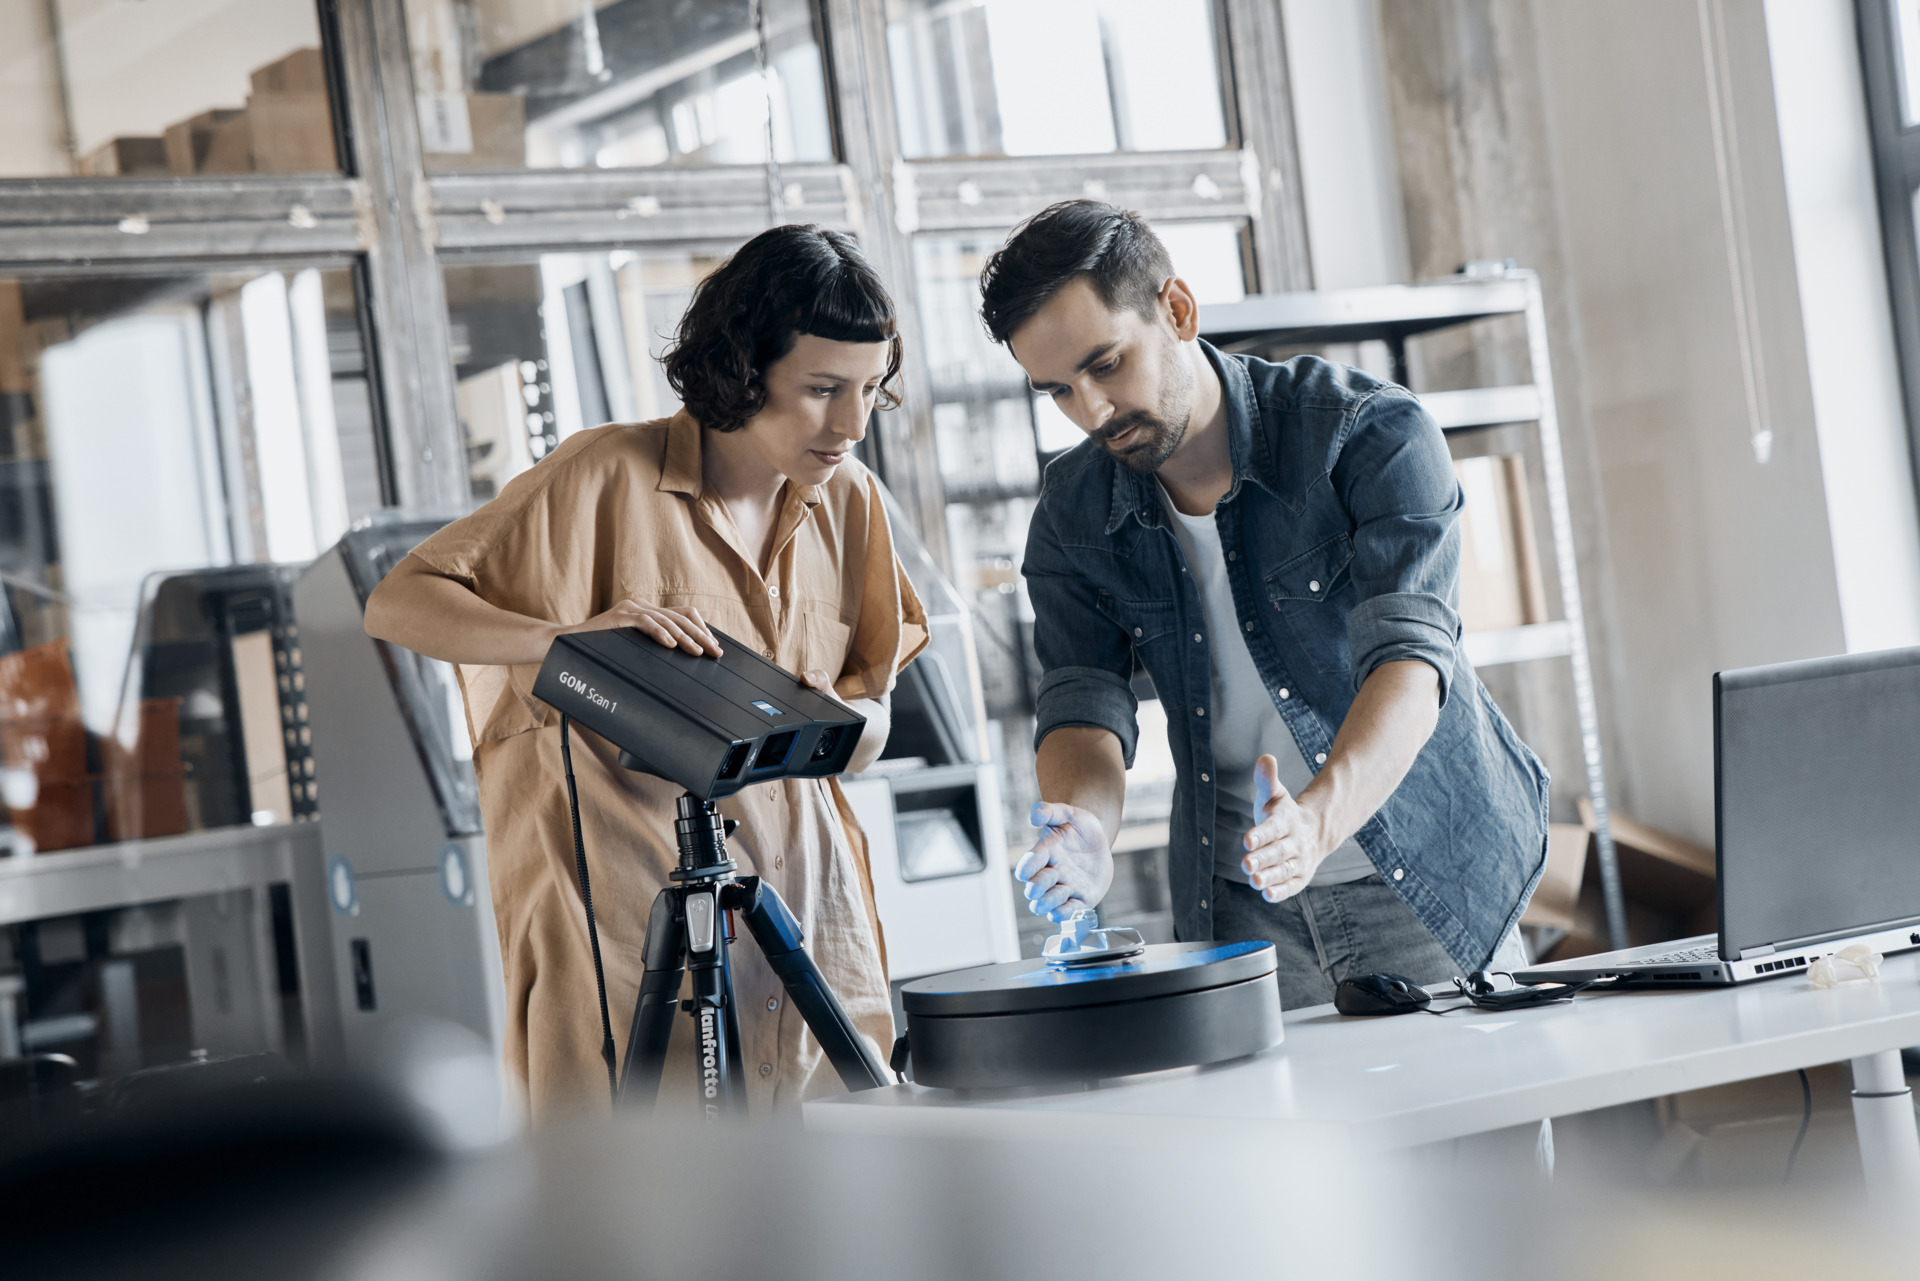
557,671,617,713
752,700,781,716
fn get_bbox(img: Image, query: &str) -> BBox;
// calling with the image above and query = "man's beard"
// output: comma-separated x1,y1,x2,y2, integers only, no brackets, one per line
1097,342,1194,474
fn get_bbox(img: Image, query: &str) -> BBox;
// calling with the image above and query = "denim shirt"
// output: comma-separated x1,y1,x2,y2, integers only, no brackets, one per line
1021,343,1549,969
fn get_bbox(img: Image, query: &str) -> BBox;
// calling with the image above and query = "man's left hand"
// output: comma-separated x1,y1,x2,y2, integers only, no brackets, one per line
1241,755,1330,903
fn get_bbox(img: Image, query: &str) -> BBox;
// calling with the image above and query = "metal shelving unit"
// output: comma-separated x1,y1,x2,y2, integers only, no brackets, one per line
1201,269,1628,951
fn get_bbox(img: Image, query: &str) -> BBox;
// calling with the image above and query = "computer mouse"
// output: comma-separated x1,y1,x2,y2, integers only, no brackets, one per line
1334,972,1432,1015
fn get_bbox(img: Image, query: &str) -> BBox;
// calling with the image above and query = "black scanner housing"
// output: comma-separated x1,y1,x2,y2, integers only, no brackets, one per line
532,626,864,800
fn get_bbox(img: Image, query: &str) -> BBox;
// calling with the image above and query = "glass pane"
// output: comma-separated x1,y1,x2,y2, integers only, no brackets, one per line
0,2,339,179
886,0,1228,159
1896,0,1920,125
443,247,743,500
0,265,379,853
403,0,833,172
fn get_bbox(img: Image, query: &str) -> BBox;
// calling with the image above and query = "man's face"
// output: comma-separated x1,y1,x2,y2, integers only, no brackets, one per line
1009,276,1195,474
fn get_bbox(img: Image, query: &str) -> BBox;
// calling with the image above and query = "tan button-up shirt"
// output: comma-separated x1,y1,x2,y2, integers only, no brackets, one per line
410,411,926,1124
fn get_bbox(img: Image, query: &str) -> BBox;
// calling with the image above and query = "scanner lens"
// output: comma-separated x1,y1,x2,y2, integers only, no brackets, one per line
810,726,842,762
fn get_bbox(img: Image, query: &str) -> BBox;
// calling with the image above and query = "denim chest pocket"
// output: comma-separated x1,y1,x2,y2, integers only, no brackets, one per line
1265,534,1354,673
1097,592,1179,645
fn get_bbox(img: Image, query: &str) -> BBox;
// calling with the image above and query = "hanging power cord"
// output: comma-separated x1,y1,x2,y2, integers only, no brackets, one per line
560,714,620,1106
1783,1068,1813,1184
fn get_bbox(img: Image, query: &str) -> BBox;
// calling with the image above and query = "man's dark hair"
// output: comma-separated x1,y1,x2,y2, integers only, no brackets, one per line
664,224,903,431
978,200,1175,347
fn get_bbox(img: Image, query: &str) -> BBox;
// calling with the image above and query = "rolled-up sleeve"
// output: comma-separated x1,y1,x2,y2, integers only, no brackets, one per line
1335,388,1464,705
1021,494,1140,767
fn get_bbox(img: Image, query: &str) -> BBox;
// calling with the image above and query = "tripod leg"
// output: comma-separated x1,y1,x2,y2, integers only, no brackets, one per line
618,888,686,1107
729,878,888,1091
717,916,749,1112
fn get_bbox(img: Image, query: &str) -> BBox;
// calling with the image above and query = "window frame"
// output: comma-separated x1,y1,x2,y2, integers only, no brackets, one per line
1858,0,1920,505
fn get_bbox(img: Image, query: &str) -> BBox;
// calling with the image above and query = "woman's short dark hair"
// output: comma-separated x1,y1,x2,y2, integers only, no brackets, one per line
978,200,1174,347
663,224,903,431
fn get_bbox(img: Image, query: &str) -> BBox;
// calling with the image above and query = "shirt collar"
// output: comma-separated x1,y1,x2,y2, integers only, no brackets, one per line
1104,339,1266,534
656,408,824,509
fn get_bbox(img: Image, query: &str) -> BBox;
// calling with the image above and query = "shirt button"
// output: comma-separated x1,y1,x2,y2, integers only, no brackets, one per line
1200,772,1210,782
775,855,784,869
1227,551,1237,561
1392,868,1405,882
1200,898,1208,909
1244,620,1254,632
767,997,779,1011
759,1063,773,1077
1200,836,1209,845
764,649,775,659
1278,688,1290,699
1308,580,1321,593
768,786,779,800
1134,627,1143,638
1195,707,1205,717
1314,752,1327,764
1193,633,1203,643
768,584,780,598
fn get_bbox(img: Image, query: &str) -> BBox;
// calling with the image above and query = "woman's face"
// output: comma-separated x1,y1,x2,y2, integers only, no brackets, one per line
733,333,892,487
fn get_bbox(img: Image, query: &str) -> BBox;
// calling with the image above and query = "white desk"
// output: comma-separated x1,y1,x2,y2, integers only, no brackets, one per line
808,950,1920,1201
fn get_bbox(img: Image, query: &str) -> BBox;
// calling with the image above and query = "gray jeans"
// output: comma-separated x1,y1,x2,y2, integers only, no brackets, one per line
1210,873,1465,1010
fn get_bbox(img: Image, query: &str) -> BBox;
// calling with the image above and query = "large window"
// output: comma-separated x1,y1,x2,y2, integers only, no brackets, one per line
443,247,731,498
0,265,376,852
401,0,834,171
886,0,1230,158
0,1,341,178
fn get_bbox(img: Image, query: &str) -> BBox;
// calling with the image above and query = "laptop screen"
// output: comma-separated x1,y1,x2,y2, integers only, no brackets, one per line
1716,646,1920,958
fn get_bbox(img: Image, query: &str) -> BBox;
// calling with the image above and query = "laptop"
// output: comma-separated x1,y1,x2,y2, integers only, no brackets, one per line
1515,645,1920,987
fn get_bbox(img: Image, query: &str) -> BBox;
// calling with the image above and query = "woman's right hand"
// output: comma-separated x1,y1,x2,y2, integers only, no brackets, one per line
560,599,723,657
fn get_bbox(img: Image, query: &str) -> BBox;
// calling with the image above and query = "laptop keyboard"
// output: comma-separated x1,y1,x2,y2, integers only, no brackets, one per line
1642,943,1721,965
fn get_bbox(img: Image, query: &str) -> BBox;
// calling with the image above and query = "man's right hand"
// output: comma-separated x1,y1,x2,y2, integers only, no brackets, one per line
1012,802,1114,922
562,598,723,657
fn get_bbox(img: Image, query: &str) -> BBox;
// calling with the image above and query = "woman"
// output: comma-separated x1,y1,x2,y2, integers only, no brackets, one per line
365,226,926,1123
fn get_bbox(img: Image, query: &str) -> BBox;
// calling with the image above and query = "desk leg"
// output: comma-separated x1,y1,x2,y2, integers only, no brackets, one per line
1850,1051,1920,1205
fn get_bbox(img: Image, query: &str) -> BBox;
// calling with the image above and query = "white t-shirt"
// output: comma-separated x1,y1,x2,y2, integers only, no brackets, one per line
1158,484,1375,887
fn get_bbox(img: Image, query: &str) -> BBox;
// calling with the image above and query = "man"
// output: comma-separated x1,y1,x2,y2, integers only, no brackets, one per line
984,201,1547,1008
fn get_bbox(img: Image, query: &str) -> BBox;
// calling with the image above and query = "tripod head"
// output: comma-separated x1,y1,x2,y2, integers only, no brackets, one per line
670,793,738,886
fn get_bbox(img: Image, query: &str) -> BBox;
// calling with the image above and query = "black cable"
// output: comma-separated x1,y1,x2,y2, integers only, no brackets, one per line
1784,1068,1812,1184
560,714,619,1107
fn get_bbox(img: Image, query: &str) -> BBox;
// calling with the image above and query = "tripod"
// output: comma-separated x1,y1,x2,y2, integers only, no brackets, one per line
613,794,889,1116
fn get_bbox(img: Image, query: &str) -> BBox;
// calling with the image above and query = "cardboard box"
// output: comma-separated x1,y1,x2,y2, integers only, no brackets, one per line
1520,822,1590,933
0,640,81,720
105,769,189,842
10,778,98,851
1454,453,1549,634
1578,796,1715,913
250,47,328,96
248,92,337,173
422,93,527,172
0,717,90,783
164,109,249,175
79,136,169,177
0,280,26,394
